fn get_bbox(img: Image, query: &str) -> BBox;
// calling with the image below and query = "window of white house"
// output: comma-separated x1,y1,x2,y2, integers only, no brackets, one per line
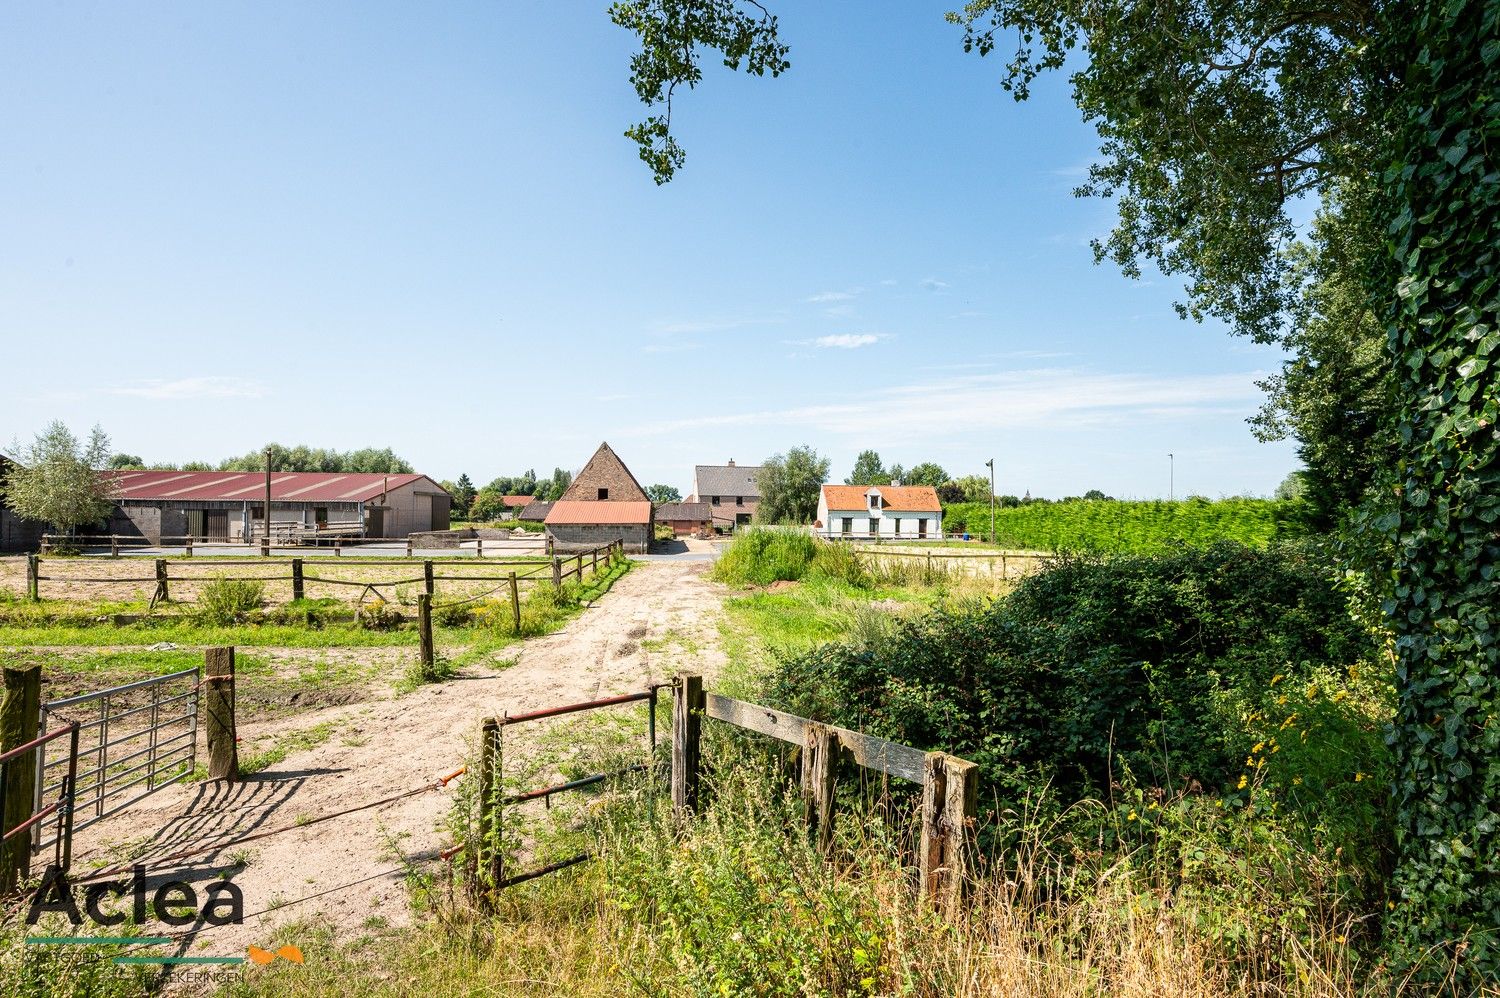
918,517,928,538
869,493,881,509
894,517,902,534
840,517,852,535
867,518,878,536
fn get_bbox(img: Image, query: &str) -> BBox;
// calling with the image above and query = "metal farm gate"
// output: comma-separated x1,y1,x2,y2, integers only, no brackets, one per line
32,667,201,855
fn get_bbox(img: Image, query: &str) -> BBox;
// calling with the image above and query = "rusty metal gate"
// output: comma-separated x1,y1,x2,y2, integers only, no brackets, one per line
32,667,200,855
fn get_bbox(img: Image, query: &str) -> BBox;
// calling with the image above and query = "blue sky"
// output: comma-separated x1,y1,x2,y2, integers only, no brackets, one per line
1,2,1297,498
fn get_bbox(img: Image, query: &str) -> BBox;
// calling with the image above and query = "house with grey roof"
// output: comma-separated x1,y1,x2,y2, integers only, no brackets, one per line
688,459,763,531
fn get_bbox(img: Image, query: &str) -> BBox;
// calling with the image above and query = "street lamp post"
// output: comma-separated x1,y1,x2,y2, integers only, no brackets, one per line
1169,453,1174,502
984,458,996,544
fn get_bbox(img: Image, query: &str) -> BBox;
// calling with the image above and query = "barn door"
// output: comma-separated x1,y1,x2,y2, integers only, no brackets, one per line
205,511,229,541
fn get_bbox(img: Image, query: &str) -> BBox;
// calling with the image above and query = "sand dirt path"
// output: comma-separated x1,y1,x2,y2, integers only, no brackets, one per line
61,560,728,958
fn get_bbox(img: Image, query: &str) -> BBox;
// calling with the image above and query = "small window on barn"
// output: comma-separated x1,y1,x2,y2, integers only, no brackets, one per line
314,507,328,528
251,507,264,519
735,496,743,505
598,488,609,500
711,496,720,506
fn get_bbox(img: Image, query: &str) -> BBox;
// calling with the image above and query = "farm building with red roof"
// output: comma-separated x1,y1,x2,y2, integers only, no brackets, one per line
543,442,653,553
100,469,452,544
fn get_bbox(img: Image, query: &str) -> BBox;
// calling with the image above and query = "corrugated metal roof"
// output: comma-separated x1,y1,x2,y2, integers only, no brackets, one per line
656,502,711,521
693,464,763,499
821,484,942,512
102,470,445,503
544,500,652,525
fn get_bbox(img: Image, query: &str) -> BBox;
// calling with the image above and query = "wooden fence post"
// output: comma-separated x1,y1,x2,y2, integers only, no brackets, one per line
574,554,582,581
672,673,704,818
476,718,503,896
260,533,270,557
546,536,554,557
551,557,562,590
919,752,978,913
477,537,484,559
1,664,42,894
509,572,520,634
110,536,119,558
204,648,238,781
154,559,169,604
801,722,839,854
291,559,305,602
334,540,342,557
185,536,194,558
591,547,598,575
26,554,39,601
423,560,435,597
418,595,435,677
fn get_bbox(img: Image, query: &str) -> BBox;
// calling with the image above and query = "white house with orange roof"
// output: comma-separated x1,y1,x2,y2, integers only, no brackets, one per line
814,483,943,540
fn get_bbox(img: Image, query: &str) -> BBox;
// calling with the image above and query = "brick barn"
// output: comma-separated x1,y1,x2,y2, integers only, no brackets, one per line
544,442,653,553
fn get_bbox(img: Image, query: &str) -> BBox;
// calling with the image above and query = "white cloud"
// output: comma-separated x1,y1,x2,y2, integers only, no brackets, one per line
806,290,858,303
616,369,1265,441
813,334,882,349
919,278,950,292
110,377,266,400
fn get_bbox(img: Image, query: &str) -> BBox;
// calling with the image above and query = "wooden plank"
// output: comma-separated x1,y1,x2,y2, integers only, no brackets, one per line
509,572,520,634
25,554,38,601
1,664,42,893
703,693,927,783
476,718,501,900
154,559,169,603
801,723,839,853
417,595,435,677
203,647,238,781
291,558,304,601
672,673,704,817
919,752,978,913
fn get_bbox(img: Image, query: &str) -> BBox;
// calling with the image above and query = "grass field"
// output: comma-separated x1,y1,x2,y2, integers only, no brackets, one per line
943,497,1308,552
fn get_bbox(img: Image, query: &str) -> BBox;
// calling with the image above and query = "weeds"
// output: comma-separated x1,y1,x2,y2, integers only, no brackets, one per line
197,575,266,624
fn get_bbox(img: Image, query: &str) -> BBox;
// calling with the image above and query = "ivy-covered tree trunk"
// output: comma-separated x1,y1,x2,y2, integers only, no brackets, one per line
1383,0,1500,982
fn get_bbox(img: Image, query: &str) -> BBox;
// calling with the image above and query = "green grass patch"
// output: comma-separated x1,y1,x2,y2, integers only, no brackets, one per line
240,721,340,774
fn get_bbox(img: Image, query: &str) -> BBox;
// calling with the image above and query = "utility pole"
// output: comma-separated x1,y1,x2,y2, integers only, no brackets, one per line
264,448,273,548
984,458,996,545
1168,452,1174,502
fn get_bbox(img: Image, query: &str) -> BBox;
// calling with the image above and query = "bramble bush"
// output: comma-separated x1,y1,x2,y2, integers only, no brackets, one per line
768,541,1380,804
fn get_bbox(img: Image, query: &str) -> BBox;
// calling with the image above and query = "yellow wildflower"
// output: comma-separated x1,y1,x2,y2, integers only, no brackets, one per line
1355,772,1366,782
1237,774,1248,790
1252,742,1265,754
1293,776,1303,786
1127,811,1138,821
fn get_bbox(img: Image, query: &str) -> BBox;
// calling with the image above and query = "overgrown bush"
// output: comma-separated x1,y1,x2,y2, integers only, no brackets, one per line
711,527,816,585
357,597,402,630
768,541,1381,804
197,575,266,625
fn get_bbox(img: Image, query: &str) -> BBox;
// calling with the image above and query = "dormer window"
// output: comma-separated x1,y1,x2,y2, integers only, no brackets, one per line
598,488,609,500
868,492,882,511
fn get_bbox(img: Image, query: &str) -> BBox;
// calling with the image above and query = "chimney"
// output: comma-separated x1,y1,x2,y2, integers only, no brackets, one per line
890,478,901,487
727,459,735,466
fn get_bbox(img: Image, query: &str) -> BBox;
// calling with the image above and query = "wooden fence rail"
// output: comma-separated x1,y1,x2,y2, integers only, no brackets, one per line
38,533,546,559
25,542,623,606
677,673,977,911
470,672,978,913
